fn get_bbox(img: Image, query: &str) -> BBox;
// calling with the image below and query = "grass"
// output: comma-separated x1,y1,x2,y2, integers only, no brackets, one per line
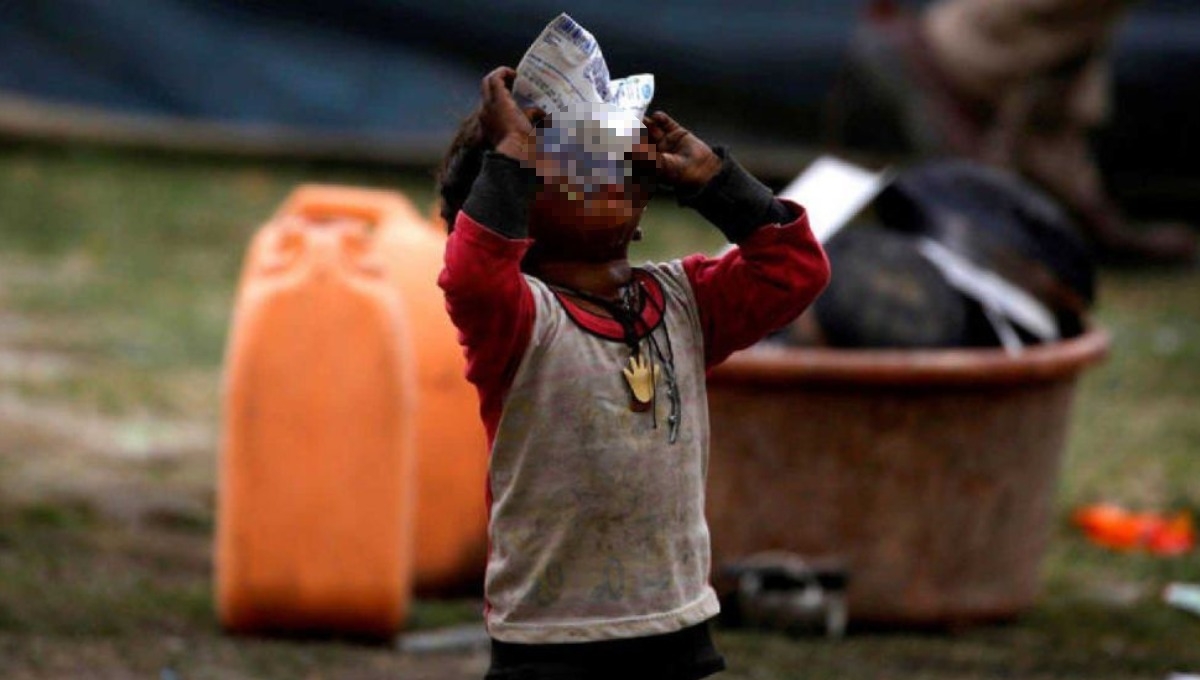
0,141,1198,678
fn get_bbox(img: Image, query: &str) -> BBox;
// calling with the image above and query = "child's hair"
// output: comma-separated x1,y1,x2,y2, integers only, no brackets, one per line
435,108,489,232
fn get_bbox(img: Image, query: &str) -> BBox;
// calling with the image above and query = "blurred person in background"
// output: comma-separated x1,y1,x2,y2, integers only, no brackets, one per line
831,0,1198,265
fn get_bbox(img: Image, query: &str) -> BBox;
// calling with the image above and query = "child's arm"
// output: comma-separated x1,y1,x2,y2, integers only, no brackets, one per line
438,154,536,389
438,68,542,432
645,112,831,368
679,161,828,367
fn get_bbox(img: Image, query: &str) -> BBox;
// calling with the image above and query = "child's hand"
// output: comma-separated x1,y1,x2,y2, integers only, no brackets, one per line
479,66,545,164
643,111,722,193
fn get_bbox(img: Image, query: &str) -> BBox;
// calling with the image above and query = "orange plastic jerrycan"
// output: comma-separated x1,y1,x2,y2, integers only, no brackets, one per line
282,185,491,594
370,191,490,595
217,187,417,638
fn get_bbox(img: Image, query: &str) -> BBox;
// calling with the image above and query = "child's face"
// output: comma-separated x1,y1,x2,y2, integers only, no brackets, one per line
527,129,657,262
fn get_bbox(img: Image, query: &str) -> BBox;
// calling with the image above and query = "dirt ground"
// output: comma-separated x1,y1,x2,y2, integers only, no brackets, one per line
1,146,1199,679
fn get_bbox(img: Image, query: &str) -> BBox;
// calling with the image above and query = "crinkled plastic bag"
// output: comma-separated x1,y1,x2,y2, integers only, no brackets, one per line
513,13,654,119
513,14,655,194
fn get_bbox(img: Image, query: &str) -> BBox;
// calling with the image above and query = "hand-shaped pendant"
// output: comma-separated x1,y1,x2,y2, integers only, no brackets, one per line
622,353,659,412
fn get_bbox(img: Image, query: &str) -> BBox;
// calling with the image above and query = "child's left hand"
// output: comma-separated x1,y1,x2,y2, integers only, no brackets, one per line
643,111,722,193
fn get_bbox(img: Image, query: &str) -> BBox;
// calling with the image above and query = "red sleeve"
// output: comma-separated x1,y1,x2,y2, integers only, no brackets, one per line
437,211,536,442
682,200,830,368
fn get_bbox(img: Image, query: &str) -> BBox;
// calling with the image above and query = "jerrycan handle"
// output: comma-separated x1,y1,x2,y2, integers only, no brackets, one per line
276,184,424,230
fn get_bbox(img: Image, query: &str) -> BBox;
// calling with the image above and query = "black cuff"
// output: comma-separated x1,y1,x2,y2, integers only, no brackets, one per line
461,151,539,239
677,147,795,243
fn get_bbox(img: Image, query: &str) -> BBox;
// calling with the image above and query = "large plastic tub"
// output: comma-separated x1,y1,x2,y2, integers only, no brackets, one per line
705,329,1109,626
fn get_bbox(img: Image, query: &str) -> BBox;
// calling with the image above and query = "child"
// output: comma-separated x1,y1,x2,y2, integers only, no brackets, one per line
437,66,830,680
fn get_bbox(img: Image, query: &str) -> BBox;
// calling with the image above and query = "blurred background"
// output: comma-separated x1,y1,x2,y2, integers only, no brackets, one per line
1,1,1198,678
4,0,1199,214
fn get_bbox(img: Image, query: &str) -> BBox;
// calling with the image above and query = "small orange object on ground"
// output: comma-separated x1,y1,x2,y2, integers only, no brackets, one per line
1073,503,1195,556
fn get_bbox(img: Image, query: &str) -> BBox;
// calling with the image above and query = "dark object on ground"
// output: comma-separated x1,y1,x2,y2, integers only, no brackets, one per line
874,160,1096,343
718,552,848,638
813,223,971,348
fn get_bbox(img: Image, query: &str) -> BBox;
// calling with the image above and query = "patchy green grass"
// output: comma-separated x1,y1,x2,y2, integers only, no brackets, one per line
1062,271,1200,511
1,142,1199,678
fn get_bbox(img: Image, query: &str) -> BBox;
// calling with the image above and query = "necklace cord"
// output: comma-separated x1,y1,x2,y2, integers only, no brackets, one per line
547,272,681,443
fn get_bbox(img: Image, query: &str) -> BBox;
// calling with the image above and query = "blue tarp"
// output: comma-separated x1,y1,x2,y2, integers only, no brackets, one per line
0,1,1196,185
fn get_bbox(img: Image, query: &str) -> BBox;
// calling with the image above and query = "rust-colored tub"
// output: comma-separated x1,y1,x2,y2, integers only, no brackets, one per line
705,329,1109,626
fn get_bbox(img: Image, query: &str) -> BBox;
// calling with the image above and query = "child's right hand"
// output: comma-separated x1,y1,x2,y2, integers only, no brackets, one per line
479,66,545,165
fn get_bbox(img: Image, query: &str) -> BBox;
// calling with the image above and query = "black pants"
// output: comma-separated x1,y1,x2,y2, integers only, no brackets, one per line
484,620,725,680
